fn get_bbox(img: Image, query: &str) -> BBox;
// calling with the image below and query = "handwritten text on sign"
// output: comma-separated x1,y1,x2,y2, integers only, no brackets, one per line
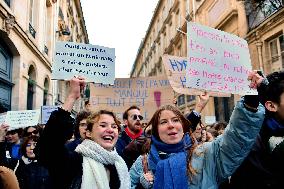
90,76,174,122
162,55,230,97
186,22,256,95
5,110,40,130
52,41,115,84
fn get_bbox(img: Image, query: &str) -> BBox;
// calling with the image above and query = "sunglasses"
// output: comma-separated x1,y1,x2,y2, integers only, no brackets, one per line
131,114,143,121
27,130,39,136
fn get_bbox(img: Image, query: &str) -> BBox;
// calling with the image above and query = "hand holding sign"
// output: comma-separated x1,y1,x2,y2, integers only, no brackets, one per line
63,76,86,112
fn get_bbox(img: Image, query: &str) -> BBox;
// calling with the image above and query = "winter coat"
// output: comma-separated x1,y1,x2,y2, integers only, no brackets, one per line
15,158,51,189
228,117,284,189
129,99,265,189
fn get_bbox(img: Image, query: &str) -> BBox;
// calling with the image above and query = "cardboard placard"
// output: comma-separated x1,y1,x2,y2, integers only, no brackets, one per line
90,76,174,122
186,22,256,95
52,41,115,84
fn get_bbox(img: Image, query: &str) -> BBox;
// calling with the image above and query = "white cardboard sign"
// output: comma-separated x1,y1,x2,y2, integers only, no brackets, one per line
186,22,256,95
52,41,115,84
5,110,40,130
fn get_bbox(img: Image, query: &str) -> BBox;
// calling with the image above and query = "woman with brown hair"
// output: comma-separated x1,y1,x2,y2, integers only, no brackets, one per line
129,73,265,189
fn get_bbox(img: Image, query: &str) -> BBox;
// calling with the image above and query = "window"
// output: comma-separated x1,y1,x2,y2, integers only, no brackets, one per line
27,66,36,110
268,35,284,71
178,94,185,106
43,78,49,105
29,0,37,38
187,95,195,103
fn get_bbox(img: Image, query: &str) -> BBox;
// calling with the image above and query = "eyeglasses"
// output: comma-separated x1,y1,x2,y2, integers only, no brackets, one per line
131,114,143,121
27,130,39,136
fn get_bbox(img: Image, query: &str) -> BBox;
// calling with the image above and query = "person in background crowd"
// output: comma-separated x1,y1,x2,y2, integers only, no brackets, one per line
84,100,92,112
4,128,23,160
211,121,227,136
227,70,284,189
185,92,210,143
116,105,147,169
23,126,41,138
0,124,51,189
37,76,130,189
129,72,265,189
65,110,91,151
0,165,20,189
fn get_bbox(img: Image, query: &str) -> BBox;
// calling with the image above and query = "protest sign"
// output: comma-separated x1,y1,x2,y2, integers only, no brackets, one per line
90,76,174,122
41,105,59,124
5,110,40,130
52,41,115,84
162,55,230,97
186,22,256,95
0,113,6,125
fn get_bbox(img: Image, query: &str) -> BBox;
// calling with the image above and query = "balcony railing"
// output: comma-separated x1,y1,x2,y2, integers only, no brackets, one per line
29,23,36,38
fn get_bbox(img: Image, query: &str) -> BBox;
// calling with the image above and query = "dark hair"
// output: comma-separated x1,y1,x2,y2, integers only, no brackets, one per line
21,135,39,158
6,128,23,138
74,110,91,138
122,105,140,120
259,71,284,111
144,105,197,179
23,126,41,137
211,121,227,131
84,100,90,106
86,110,121,133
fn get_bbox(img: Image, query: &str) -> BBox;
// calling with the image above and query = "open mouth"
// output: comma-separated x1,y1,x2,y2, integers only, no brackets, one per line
102,135,114,142
168,132,177,136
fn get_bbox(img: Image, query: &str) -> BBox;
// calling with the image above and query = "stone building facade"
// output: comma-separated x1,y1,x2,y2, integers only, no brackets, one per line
130,0,284,123
0,0,88,113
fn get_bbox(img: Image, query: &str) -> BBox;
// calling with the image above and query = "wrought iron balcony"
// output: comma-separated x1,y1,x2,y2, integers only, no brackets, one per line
29,23,36,38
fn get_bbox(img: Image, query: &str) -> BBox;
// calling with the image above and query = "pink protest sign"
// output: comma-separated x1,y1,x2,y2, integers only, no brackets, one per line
186,22,256,95
162,55,230,97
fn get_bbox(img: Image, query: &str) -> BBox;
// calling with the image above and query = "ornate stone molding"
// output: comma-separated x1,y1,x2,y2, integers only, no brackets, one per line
3,15,15,34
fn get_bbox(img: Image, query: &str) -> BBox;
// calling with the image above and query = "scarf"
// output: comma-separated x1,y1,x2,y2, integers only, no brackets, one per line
148,133,192,189
266,118,284,136
125,127,143,139
75,139,130,189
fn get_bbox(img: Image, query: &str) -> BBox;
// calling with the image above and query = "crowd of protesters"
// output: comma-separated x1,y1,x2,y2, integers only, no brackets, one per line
0,70,283,189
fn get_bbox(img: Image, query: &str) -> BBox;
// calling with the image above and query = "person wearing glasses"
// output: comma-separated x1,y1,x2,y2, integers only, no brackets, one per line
116,105,147,169
65,110,91,151
37,76,130,189
0,132,51,189
129,72,265,189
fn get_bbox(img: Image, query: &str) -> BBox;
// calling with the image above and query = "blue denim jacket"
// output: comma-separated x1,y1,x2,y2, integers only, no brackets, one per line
130,99,265,189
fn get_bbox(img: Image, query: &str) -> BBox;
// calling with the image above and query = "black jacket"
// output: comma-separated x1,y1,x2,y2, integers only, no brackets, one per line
37,108,83,189
228,117,284,189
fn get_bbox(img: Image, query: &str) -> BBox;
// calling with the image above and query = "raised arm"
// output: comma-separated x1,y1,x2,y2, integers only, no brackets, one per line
205,71,265,183
37,77,86,187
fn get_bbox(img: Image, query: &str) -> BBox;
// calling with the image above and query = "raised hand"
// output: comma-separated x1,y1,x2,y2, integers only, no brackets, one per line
248,70,264,89
0,123,9,141
195,91,210,113
62,76,86,112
